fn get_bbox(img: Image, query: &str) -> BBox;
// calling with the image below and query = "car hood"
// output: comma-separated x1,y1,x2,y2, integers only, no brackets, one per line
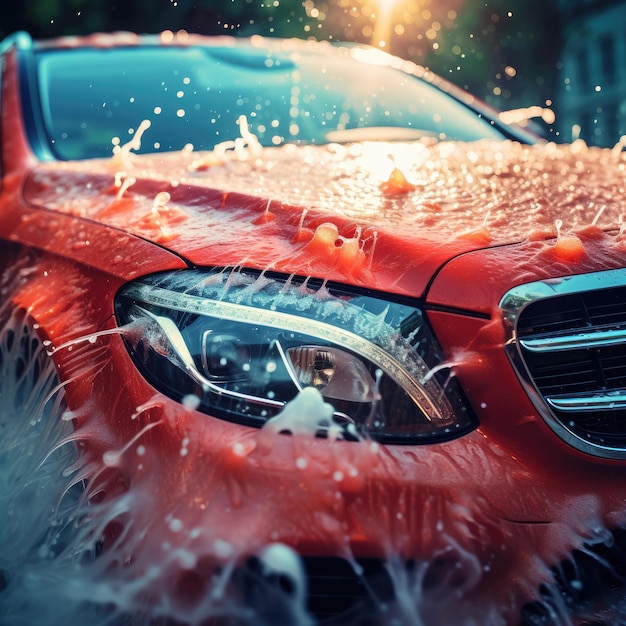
24,138,626,297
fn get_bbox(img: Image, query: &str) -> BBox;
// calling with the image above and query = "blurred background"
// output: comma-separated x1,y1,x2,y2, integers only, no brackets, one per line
2,0,625,147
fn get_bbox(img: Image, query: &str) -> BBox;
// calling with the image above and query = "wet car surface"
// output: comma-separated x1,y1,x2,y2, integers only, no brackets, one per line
2,31,626,626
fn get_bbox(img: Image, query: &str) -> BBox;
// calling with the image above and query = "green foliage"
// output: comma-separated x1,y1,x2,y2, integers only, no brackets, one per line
1,0,319,40
425,0,560,108
1,0,558,111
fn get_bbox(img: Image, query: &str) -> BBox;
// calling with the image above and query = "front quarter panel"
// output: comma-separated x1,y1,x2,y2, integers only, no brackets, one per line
426,235,626,506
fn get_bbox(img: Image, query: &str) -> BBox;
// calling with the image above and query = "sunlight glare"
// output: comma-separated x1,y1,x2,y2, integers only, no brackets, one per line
371,0,403,48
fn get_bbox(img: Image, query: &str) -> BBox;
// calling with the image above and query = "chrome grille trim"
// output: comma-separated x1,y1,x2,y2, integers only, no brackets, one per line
547,392,626,412
520,327,626,352
500,268,626,459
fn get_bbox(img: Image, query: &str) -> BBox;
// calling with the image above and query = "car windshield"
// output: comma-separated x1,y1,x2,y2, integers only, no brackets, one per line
35,43,505,160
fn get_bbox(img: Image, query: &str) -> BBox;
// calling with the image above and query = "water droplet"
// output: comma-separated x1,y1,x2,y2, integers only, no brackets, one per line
232,442,246,457
182,394,201,410
214,539,233,558
169,518,183,533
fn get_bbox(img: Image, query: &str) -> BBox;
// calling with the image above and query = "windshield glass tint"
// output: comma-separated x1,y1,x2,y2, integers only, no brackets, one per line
36,44,504,160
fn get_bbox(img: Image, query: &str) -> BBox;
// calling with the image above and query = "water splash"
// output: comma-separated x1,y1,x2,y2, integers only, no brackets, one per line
498,106,556,127
3,245,626,624
544,217,586,262
114,171,136,200
111,119,152,168
213,114,264,160
3,302,626,626
379,154,417,197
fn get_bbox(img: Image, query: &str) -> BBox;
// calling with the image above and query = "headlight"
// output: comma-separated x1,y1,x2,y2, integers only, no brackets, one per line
115,269,476,444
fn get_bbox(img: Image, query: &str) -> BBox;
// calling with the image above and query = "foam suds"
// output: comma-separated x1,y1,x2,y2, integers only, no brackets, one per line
22,138,626,295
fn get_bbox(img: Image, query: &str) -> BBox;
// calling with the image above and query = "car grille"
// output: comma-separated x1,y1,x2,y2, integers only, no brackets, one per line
235,555,394,624
303,557,394,622
500,269,626,458
520,527,626,625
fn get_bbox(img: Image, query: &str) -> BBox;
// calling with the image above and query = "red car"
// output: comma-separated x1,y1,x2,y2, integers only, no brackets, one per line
1,31,626,626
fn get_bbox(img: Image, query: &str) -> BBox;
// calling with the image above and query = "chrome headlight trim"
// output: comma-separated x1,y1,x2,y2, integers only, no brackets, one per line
122,281,451,426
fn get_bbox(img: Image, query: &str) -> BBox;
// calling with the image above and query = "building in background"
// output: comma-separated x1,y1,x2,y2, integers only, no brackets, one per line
555,0,626,146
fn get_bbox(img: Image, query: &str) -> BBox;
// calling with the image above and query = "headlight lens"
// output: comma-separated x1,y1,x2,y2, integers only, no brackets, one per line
115,269,476,444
